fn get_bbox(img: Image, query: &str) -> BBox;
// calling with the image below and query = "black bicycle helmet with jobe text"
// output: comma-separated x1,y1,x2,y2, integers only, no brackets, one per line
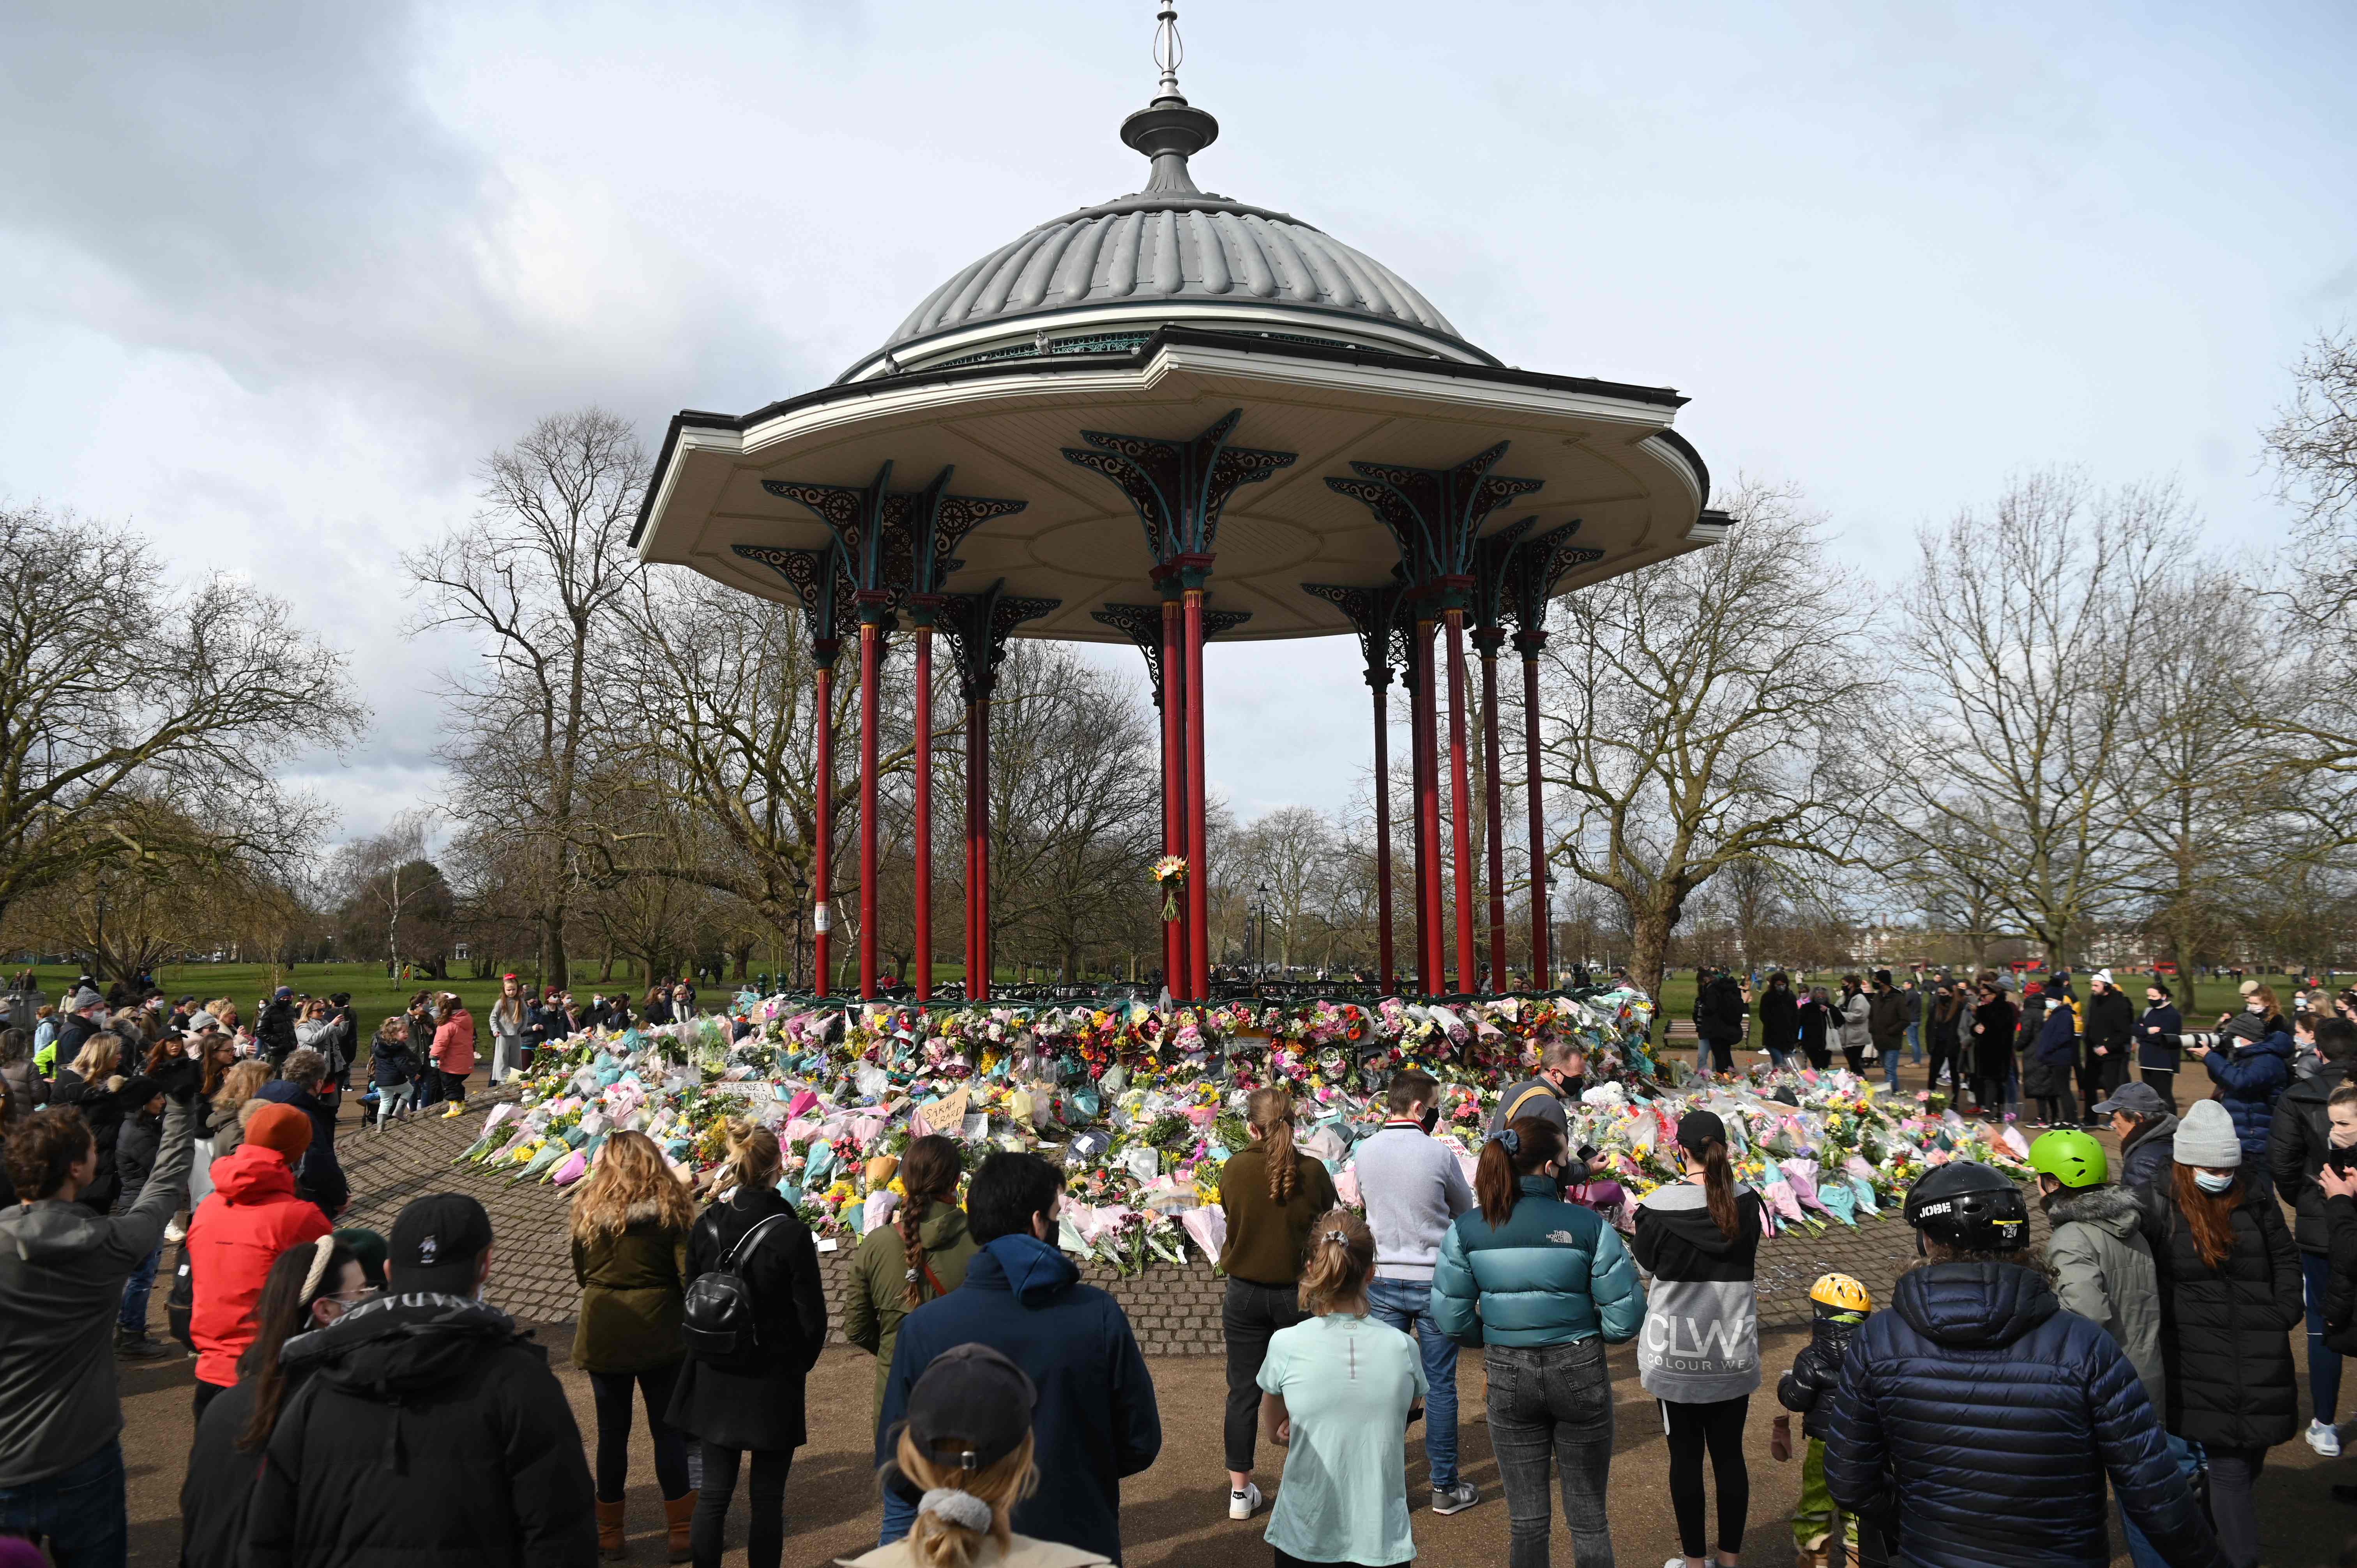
1902,1160,2029,1254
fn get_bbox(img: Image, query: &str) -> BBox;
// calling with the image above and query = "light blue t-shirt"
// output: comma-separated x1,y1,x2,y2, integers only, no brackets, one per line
1257,1312,1427,1566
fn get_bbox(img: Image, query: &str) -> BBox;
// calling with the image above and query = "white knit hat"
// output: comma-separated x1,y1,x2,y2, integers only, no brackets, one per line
2174,1099,2241,1169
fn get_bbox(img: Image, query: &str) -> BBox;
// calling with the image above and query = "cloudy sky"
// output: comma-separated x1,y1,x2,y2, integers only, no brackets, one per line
4,0,2352,844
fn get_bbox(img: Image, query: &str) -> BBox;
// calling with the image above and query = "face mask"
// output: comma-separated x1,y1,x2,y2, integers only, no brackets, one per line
1418,1105,1439,1135
2193,1170,2236,1195
2330,1123,2357,1151
2247,1001,2266,1014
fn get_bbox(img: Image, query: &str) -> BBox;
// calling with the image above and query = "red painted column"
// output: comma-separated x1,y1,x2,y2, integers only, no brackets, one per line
1444,604,1477,996
963,697,980,997
1520,637,1550,990
1159,594,1186,998
976,694,993,1000
912,619,933,1001
813,657,836,995
1371,674,1395,994
1479,635,1507,991
857,618,882,1000
1183,575,1211,1001
1413,616,1444,995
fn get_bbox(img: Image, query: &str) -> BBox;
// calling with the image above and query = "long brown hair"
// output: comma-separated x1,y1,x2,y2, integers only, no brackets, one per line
2171,1161,2240,1270
1299,1208,1375,1315
1246,1087,1299,1205
197,1033,238,1099
1694,1135,1741,1239
1475,1116,1565,1227
211,1059,269,1124
896,1134,964,1308
570,1129,696,1242
239,1235,356,1450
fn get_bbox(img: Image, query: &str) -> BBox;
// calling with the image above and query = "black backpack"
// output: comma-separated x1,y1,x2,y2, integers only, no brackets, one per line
681,1214,793,1363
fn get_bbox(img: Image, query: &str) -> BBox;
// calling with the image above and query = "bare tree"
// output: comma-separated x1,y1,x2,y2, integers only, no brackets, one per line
1233,805,1336,971
2115,565,2292,1017
1882,471,2192,965
0,505,360,930
405,408,649,991
1536,479,1880,1000
2262,331,2357,846
329,808,439,973
986,643,1161,981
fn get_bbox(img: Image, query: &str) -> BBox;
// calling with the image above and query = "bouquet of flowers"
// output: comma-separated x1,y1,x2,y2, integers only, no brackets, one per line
1150,855,1186,921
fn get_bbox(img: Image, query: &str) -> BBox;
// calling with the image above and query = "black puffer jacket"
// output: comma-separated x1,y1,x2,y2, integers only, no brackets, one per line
2267,1057,2357,1253
1776,1305,1862,1441
1824,1262,2224,1568
2084,987,2135,1071
2323,1194,2357,1358
2146,1180,2302,1451
244,1293,596,1568
665,1185,828,1453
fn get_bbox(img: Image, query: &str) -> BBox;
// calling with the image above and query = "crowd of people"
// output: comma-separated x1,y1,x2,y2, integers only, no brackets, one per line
3,965,2356,1566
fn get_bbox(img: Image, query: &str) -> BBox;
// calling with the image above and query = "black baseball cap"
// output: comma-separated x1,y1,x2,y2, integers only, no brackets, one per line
1675,1108,1728,1156
387,1194,494,1296
904,1344,1037,1473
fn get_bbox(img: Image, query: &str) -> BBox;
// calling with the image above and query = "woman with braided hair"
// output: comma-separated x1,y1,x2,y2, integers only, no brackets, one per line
1214,1086,1337,1521
670,1119,827,1568
848,1135,980,1417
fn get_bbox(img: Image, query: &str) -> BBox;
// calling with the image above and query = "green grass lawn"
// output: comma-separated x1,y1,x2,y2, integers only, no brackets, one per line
12,962,508,1034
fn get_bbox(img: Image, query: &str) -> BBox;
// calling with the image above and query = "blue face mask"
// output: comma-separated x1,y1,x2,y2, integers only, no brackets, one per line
2193,1170,2236,1195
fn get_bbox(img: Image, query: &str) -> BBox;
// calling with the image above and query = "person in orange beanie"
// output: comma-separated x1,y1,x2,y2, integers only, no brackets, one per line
182,1102,330,1418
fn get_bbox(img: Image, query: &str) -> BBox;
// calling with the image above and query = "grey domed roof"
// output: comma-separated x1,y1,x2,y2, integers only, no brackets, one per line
854,72,1490,377
883,191,1468,352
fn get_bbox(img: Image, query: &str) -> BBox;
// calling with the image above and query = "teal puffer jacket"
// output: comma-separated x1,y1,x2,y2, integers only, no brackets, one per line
1431,1176,1646,1347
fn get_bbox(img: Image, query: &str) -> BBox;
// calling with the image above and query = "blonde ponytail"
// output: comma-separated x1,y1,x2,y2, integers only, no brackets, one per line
893,1429,1037,1568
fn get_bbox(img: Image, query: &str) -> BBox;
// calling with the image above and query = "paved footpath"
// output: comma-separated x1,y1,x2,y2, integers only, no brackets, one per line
111,1061,2357,1566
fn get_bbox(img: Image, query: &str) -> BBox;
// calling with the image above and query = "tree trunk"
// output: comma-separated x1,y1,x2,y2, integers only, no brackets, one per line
2173,930,2200,1019
1630,902,1675,1008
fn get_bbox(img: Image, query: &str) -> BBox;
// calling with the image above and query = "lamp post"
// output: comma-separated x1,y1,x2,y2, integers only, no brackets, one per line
1254,881,1272,978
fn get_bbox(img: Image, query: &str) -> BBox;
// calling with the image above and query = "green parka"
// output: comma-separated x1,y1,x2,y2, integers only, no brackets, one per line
843,1199,979,1413
571,1208,691,1374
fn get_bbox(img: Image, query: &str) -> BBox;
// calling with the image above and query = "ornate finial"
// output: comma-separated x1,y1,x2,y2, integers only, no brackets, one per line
1121,0,1217,195
1153,2,1183,102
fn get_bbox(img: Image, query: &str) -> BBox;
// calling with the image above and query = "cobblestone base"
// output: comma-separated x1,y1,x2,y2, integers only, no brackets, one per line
339,1098,2049,1348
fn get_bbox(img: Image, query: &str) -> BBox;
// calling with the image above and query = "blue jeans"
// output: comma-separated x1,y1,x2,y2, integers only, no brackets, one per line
1485,1338,1615,1568
2306,1249,2344,1427
0,1438,127,1568
118,1242,161,1335
1883,1040,1903,1089
1368,1276,1462,1491
2120,1432,2201,1568
879,1485,915,1545
1905,1021,1922,1064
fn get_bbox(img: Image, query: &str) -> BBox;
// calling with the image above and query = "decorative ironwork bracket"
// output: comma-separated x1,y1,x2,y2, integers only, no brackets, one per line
1060,408,1295,564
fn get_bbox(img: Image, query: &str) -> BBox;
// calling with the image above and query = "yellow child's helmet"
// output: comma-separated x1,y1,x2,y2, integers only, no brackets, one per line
1810,1272,1872,1313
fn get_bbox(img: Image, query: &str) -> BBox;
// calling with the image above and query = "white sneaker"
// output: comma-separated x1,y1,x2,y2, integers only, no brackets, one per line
2308,1418,2343,1458
1227,1481,1263,1520
163,1221,186,1245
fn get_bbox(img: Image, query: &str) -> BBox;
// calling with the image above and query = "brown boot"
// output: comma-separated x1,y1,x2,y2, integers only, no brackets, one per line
595,1498,625,1561
663,1491,696,1563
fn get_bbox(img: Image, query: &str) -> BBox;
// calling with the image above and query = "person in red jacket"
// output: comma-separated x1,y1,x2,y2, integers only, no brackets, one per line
428,995,475,1118
183,1102,330,1418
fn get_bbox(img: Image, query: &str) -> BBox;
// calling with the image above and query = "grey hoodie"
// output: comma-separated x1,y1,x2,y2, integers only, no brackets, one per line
2044,1182,2165,1413
0,1093,196,1485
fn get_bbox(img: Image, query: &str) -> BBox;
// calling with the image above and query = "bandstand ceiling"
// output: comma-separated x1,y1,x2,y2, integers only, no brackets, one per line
636,330,1721,644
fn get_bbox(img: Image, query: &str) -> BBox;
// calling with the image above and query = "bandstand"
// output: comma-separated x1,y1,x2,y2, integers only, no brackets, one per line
632,5,1728,1005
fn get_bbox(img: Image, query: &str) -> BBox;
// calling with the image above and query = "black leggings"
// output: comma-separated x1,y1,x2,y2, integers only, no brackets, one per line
693,1443,791,1568
2035,1086,2078,1125
1663,1395,1749,1559
587,1363,691,1502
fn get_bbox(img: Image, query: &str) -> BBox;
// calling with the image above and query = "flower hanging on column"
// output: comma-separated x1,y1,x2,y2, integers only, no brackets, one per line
1150,855,1187,921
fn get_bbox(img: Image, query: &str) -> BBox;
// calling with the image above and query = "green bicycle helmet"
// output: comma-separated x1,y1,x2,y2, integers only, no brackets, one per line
2027,1128,2108,1190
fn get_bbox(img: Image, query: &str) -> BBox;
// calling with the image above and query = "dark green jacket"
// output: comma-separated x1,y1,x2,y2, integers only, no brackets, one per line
1431,1176,1645,1347
843,1200,978,1414
571,1211,689,1374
